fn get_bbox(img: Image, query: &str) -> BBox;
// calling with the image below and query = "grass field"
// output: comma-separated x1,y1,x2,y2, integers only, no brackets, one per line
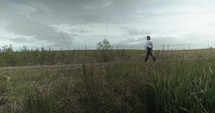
0,48,215,113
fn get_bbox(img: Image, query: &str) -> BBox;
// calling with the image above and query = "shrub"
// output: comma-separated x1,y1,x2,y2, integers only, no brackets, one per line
96,39,114,62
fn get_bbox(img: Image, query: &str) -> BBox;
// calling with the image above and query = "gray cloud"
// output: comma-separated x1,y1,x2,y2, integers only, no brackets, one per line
11,37,34,43
2,0,139,49
17,0,157,24
5,16,57,40
128,29,150,36
0,0,215,49
4,13,74,48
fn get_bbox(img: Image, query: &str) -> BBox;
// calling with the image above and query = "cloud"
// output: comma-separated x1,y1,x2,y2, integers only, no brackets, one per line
127,29,150,36
0,0,215,49
3,14,74,48
16,0,154,24
11,37,34,43
6,16,56,40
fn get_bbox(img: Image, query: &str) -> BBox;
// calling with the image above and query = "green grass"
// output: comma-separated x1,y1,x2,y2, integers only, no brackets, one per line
0,49,215,112
149,59,215,113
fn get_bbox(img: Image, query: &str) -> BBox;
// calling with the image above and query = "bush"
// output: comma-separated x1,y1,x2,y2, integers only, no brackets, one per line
96,39,114,62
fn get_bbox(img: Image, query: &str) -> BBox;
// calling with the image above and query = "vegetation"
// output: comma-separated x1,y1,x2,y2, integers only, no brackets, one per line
149,59,215,113
0,44,131,66
0,44,215,112
96,39,114,62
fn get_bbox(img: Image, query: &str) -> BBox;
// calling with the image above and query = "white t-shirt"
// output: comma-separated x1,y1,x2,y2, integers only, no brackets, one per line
146,40,153,48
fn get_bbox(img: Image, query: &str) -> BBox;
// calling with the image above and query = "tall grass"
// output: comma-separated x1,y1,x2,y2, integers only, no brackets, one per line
0,45,134,66
1,63,152,113
0,48,215,112
149,59,215,113
79,63,149,113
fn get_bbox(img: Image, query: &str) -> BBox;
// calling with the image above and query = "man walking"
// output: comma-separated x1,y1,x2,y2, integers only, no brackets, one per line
145,36,156,62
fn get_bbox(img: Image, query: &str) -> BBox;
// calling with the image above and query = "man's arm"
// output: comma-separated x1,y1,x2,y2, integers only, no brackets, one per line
150,41,153,50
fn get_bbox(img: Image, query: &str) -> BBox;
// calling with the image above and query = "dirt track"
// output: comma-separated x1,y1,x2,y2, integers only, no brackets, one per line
0,60,159,71
0,62,123,71
0,64,80,70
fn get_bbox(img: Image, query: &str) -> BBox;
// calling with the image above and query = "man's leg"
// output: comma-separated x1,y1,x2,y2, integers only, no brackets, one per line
150,53,156,61
145,48,151,62
145,52,150,62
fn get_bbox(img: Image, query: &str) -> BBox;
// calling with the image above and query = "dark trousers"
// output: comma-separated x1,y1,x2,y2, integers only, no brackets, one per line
145,47,156,62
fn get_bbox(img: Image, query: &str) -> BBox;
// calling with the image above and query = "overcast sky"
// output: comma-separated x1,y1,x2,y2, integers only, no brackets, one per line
1,0,215,50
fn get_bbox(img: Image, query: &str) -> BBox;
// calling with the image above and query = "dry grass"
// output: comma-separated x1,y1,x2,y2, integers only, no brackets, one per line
0,49,214,112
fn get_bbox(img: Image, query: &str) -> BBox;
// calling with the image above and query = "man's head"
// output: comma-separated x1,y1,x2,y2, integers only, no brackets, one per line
146,36,151,40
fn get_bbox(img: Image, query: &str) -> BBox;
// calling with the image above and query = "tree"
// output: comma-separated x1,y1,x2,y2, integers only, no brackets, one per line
96,39,113,62
97,39,112,50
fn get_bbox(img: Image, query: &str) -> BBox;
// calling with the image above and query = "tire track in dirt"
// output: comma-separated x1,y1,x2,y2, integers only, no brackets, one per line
0,62,128,71
0,59,184,71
